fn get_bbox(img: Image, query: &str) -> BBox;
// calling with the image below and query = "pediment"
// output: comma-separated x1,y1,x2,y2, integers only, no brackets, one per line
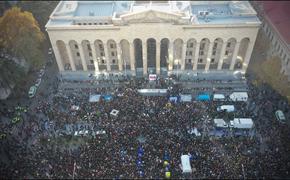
119,9,184,24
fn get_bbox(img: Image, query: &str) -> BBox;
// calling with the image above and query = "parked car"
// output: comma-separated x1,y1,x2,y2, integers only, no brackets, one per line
28,86,37,98
38,68,45,78
35,78,42,87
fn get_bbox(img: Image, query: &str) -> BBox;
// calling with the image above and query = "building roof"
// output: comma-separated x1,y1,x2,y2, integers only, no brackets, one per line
260,1,290,44
46,1,260,28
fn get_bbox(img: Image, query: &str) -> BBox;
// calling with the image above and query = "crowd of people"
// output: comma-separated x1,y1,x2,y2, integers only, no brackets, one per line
0,76,290,179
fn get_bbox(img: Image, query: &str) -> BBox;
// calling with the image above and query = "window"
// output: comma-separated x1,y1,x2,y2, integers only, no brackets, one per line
100,52,104,56
78,23,81,25
111,52,115,56
190,43,193,48
83,23,87,25
101,60,105,64
198,59,203,63
213,42,218,49
100,23,103,25
287,59,290,66
227,42,231,48
87,44,91,51
99,44,103,49
199,51,204,55
225,51,228,55
89,52,92,57
76,52,80,56
110,44,114,49
104,22,108,25
188,59,192,63
90,60,94,64
94,23,97,25
88,23,92,25
200,43,205,49
212,51,216,55
189,51,192,56
75,44,79,49
211,58,215,63
112,59,116,64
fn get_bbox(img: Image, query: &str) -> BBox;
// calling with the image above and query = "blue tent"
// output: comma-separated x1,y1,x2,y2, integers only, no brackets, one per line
196,94,210,101
103,95,113,101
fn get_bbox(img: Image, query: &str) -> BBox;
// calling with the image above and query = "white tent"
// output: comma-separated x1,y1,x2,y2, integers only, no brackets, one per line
213,94,225,101
110,109,119,117
89,94,101,102
229,92,248,102
138,89,168,96
181,155,192,173
180,94,192,102
214,119,228,128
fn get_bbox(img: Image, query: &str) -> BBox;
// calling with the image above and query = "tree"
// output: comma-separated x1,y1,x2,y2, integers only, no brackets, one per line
0,6,45,70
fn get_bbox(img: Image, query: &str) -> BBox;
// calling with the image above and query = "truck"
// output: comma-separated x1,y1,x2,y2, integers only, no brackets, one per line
229,118,254,129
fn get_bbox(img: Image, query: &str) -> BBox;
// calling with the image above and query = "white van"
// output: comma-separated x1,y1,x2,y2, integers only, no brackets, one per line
217,105,235,112
181,155,192,174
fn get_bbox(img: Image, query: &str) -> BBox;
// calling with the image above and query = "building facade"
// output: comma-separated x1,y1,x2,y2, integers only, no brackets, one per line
46,1,260,77
251,1,290,80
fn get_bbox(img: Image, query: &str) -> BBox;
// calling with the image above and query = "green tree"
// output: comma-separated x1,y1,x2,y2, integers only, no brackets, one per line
0,6,45,70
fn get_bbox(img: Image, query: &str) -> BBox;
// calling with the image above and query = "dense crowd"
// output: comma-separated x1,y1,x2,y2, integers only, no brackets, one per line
0,77,290,179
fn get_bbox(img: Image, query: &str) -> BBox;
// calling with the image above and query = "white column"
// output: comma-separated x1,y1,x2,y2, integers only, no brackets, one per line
193,42,200,70
168,41,174,71
205,42,214,71
230,42,241,70
242,41,255,71
217,42,227,70
65,43,76,71
116,43,123,72
52,42,64,71
90,43,99,72
78,43,88,71
142,42,147,75
129,42,136,76
181,43,187,70
156,42,161,75
104,43,111,72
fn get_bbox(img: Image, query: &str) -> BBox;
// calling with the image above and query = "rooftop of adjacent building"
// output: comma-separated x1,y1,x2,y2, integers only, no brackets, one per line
46,1,260,27
258,1,290,45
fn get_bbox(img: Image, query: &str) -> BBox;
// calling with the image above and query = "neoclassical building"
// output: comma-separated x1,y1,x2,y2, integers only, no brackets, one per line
46,1,261,77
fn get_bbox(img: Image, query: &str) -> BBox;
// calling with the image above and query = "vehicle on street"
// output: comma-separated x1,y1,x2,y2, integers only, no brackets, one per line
35,78,42,87
28,86,37,98
275,110,286,124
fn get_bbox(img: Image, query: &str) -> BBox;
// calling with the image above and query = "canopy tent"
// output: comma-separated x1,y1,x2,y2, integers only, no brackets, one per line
89,94,101,102
71,105,80,111
213,94,225,101
103,95,113,101
138,89,168,96
229,92,248,102
180,94,192,102
181,155,192,173
169,96,178,103
110,109,119,117
214,119,228,128
196,94,210,101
